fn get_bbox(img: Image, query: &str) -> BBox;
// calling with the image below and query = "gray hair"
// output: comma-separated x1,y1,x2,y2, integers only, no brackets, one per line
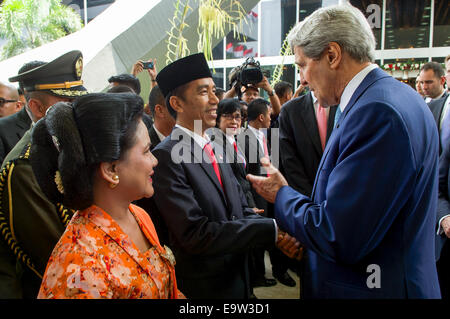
287,5,376,63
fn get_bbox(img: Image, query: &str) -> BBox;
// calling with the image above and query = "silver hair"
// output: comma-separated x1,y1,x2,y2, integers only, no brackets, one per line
287,4,376,63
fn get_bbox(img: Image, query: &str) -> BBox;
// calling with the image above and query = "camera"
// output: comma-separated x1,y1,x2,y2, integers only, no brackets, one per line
229,57,270,98
142,61,154,69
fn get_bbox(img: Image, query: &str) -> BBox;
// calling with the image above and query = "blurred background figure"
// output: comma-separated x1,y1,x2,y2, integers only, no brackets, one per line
419,61,447,103
416,74,425,99
0,82,23,118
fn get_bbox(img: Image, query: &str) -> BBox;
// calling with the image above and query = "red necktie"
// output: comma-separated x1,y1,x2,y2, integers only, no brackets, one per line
316,104,327,151
203,142,223,189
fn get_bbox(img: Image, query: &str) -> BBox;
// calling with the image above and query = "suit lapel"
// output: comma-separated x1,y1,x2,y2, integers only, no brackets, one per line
174,128,227,203
149,125,161,149
15,108,32,138
326,106,337,141
312,68,389,200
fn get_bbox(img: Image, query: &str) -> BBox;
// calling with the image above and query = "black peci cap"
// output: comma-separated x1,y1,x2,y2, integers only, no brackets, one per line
9,50,88,99
156,53,212,97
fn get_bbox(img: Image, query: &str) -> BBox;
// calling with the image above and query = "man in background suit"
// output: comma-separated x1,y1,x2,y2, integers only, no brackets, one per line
248,5,440,298
434,54,450,299
238,98,278,288
0,62,41,164
147,85,175,150
279,91,337,197
150,53,301,299
436,142,450,299
428,57,450,155
420,62,447,104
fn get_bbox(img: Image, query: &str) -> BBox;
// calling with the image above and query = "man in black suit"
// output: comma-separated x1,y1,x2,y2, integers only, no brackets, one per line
237,98,280,288
427,59,449,155
150,53,301,299
0,62,45,165
279,91,337,197
147,85,175,150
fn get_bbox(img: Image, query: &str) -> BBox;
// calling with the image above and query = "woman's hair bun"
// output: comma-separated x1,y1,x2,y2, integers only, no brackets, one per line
31,101,93,210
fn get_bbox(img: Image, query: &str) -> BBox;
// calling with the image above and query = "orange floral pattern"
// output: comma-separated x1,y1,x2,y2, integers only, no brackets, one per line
38,204,183,299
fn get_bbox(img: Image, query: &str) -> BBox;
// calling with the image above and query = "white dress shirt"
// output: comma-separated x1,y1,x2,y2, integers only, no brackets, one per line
248,124,268,157
338,63,379,113
152,124,167,142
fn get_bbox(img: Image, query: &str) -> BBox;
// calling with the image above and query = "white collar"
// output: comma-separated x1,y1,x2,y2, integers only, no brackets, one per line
248,124,264,139
225,134,236,145
311,91,318,104
175,124,210,149
152,124,166,142
338,64,378,112
434,90,446,101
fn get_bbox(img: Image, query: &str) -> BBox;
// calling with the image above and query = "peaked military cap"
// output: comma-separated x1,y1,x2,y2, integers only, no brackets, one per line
156,53,212,97
9,50,87,98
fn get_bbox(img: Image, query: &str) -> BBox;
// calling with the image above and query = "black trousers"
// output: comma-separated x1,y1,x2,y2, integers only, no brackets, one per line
437,241,450,299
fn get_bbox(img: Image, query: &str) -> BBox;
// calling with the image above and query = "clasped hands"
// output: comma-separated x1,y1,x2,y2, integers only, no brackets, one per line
247,157,303,261
276,229,304,261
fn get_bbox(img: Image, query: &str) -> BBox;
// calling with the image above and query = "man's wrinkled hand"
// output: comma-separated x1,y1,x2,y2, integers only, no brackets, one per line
276,230,304,261
246,157,288,203
441,216,450,238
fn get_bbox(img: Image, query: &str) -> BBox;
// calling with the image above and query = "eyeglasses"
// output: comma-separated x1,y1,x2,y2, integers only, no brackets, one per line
0,98,17,107
222,114,242,121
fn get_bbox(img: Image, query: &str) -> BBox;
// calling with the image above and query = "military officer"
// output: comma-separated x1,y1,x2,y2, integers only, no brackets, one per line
0,50,87,298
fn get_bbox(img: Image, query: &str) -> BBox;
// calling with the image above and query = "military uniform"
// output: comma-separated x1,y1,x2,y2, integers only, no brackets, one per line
0,51,87,298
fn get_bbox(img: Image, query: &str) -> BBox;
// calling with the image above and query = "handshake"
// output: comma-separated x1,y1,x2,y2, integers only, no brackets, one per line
276,228,304,261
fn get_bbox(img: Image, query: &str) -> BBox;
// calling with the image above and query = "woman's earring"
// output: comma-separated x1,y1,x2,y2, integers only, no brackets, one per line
109,174,119,189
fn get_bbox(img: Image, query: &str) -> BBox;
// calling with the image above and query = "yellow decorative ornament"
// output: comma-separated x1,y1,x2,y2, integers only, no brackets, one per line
55,170,64,194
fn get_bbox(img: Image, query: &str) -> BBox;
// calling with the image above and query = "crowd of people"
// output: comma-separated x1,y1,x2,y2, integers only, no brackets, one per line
0,4,448,299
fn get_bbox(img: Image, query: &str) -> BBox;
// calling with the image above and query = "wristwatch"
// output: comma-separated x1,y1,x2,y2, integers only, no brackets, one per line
268,89,275,97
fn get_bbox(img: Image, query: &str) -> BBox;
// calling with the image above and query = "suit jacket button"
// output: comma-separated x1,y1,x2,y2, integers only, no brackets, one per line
232,215,236,220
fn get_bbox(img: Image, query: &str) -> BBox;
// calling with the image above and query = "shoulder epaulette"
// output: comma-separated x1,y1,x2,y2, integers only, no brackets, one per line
0,143,75,279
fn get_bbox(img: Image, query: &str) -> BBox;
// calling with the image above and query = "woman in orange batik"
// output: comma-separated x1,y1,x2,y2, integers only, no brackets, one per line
30,93,183,299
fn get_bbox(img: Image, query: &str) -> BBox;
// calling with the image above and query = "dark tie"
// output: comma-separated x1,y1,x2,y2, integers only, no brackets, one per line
203,142,223,189
233,141,246,167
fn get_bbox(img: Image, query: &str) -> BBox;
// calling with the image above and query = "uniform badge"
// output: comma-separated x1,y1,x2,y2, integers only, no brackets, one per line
75,56,83,79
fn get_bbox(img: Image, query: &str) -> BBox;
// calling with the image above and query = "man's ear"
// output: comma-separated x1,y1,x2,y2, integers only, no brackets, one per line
169,96,184,114
326,42,342,70
154,104,164,117
258,113,265,123
14,101,23,112
27,98,46,119
99,162,118,185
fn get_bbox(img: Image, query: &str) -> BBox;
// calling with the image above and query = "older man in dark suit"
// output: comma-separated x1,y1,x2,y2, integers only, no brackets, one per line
0,63,42,164
150,53,301,299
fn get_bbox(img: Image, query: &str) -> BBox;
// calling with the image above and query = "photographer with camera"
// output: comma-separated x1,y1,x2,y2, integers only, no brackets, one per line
224,58,281,122
131,58,158,89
